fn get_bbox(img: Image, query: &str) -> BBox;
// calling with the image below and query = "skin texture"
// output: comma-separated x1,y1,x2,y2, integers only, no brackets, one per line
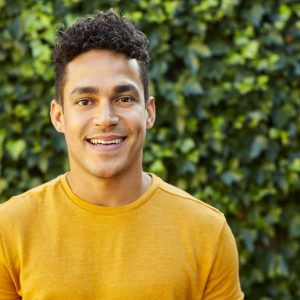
50,49,156,206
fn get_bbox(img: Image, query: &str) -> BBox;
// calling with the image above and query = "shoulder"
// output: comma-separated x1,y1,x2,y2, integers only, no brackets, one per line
151,174,226,227
153,174,223,215
0,174,64,219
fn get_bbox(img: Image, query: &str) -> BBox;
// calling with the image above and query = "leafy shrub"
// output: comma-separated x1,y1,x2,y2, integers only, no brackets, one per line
1,0,299,298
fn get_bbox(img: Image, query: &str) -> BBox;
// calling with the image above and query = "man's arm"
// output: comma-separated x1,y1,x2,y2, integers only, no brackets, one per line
203,220,244,300
0,234,20,300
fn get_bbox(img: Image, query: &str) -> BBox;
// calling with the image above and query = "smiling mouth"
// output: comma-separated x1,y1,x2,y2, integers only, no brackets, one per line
87,137,126,146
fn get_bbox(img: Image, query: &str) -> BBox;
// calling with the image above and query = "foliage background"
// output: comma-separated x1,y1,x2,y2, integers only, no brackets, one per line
1,0,300,298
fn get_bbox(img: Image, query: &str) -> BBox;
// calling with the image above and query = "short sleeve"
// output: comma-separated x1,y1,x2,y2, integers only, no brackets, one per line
203,219,244,300
0,233,20,300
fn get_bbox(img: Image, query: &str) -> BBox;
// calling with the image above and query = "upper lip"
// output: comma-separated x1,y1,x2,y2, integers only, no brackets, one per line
86,135,126,141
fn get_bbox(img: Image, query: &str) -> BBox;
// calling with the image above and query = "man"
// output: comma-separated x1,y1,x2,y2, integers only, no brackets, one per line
0,10,244,299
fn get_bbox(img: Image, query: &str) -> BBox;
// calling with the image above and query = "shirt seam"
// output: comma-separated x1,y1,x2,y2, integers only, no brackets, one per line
157,185,224,216
59,176,159,216
203,216,227,290
0,229,19,291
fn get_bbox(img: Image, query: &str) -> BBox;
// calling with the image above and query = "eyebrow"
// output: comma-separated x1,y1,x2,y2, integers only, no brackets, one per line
70,86,99,97
113,84,139,95
70,84,140,98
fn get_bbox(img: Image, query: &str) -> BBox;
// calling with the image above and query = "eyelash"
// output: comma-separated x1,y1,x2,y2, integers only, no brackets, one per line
77,98,94,106
76,96,134,106
117,96,134,103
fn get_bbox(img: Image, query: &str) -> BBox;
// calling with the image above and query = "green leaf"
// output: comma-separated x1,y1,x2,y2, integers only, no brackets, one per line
245,3,265,27
242,40,259,59
289,215,300,238
183,77,203,96
6,139,26,160
250,136,268,159
180,138,195,154
149,159,166,176
289,158,300,172
221,171,242,185
189,41,211,58
0,178,8,194
38,156,49,172
163,1,177,16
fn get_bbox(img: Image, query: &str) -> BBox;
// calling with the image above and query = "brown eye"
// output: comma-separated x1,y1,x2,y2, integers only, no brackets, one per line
78,99,93,106
118,96,133,103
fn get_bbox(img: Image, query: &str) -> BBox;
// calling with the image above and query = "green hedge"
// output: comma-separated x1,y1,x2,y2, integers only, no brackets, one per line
1,0,300,298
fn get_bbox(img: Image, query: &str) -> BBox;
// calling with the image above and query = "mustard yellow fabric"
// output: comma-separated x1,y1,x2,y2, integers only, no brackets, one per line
0,174,244,299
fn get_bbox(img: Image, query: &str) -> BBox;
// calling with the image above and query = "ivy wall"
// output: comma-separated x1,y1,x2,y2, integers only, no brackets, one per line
1,0,300,299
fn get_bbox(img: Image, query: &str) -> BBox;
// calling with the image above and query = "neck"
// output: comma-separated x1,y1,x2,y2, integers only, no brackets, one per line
67,169,152,207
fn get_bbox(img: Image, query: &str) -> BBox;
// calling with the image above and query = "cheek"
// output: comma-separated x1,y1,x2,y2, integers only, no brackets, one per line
128,116,147,134
123,108,147,127
63,112,90,134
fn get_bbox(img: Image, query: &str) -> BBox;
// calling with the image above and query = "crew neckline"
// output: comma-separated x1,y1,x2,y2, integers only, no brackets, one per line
60,173,159,215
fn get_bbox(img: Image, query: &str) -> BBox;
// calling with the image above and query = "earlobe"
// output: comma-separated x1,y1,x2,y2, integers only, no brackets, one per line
146,118,152,129
146,96,156,129
50,100,64,133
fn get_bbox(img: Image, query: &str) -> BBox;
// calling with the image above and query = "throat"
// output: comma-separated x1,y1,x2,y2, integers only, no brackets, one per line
66,171,150,207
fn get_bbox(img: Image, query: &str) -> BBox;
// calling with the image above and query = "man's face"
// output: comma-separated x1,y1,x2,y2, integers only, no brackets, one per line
50,49,155,179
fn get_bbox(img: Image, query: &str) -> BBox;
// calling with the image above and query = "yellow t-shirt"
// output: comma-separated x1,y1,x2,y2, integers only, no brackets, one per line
0,174,244,299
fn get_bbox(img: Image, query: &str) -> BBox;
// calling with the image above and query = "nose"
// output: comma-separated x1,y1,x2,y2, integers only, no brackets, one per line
92,100,119,128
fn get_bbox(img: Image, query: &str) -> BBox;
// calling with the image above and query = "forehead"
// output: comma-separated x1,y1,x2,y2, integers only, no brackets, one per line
64,49,143,96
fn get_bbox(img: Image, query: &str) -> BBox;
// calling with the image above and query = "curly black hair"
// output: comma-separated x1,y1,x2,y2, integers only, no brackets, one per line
53,9,150,103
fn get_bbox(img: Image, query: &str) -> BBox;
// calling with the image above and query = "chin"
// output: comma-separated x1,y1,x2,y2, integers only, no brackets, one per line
86,162,127,179
78,152,142,179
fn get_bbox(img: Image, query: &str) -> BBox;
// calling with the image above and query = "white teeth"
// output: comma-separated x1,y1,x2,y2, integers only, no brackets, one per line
89,138,122,145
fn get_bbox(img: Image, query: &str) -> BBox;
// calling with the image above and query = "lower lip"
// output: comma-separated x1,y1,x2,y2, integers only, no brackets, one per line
86,139,126,153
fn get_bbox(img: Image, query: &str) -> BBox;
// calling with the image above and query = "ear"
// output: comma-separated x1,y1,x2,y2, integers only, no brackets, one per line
145,96,156,129
50,100,64,133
